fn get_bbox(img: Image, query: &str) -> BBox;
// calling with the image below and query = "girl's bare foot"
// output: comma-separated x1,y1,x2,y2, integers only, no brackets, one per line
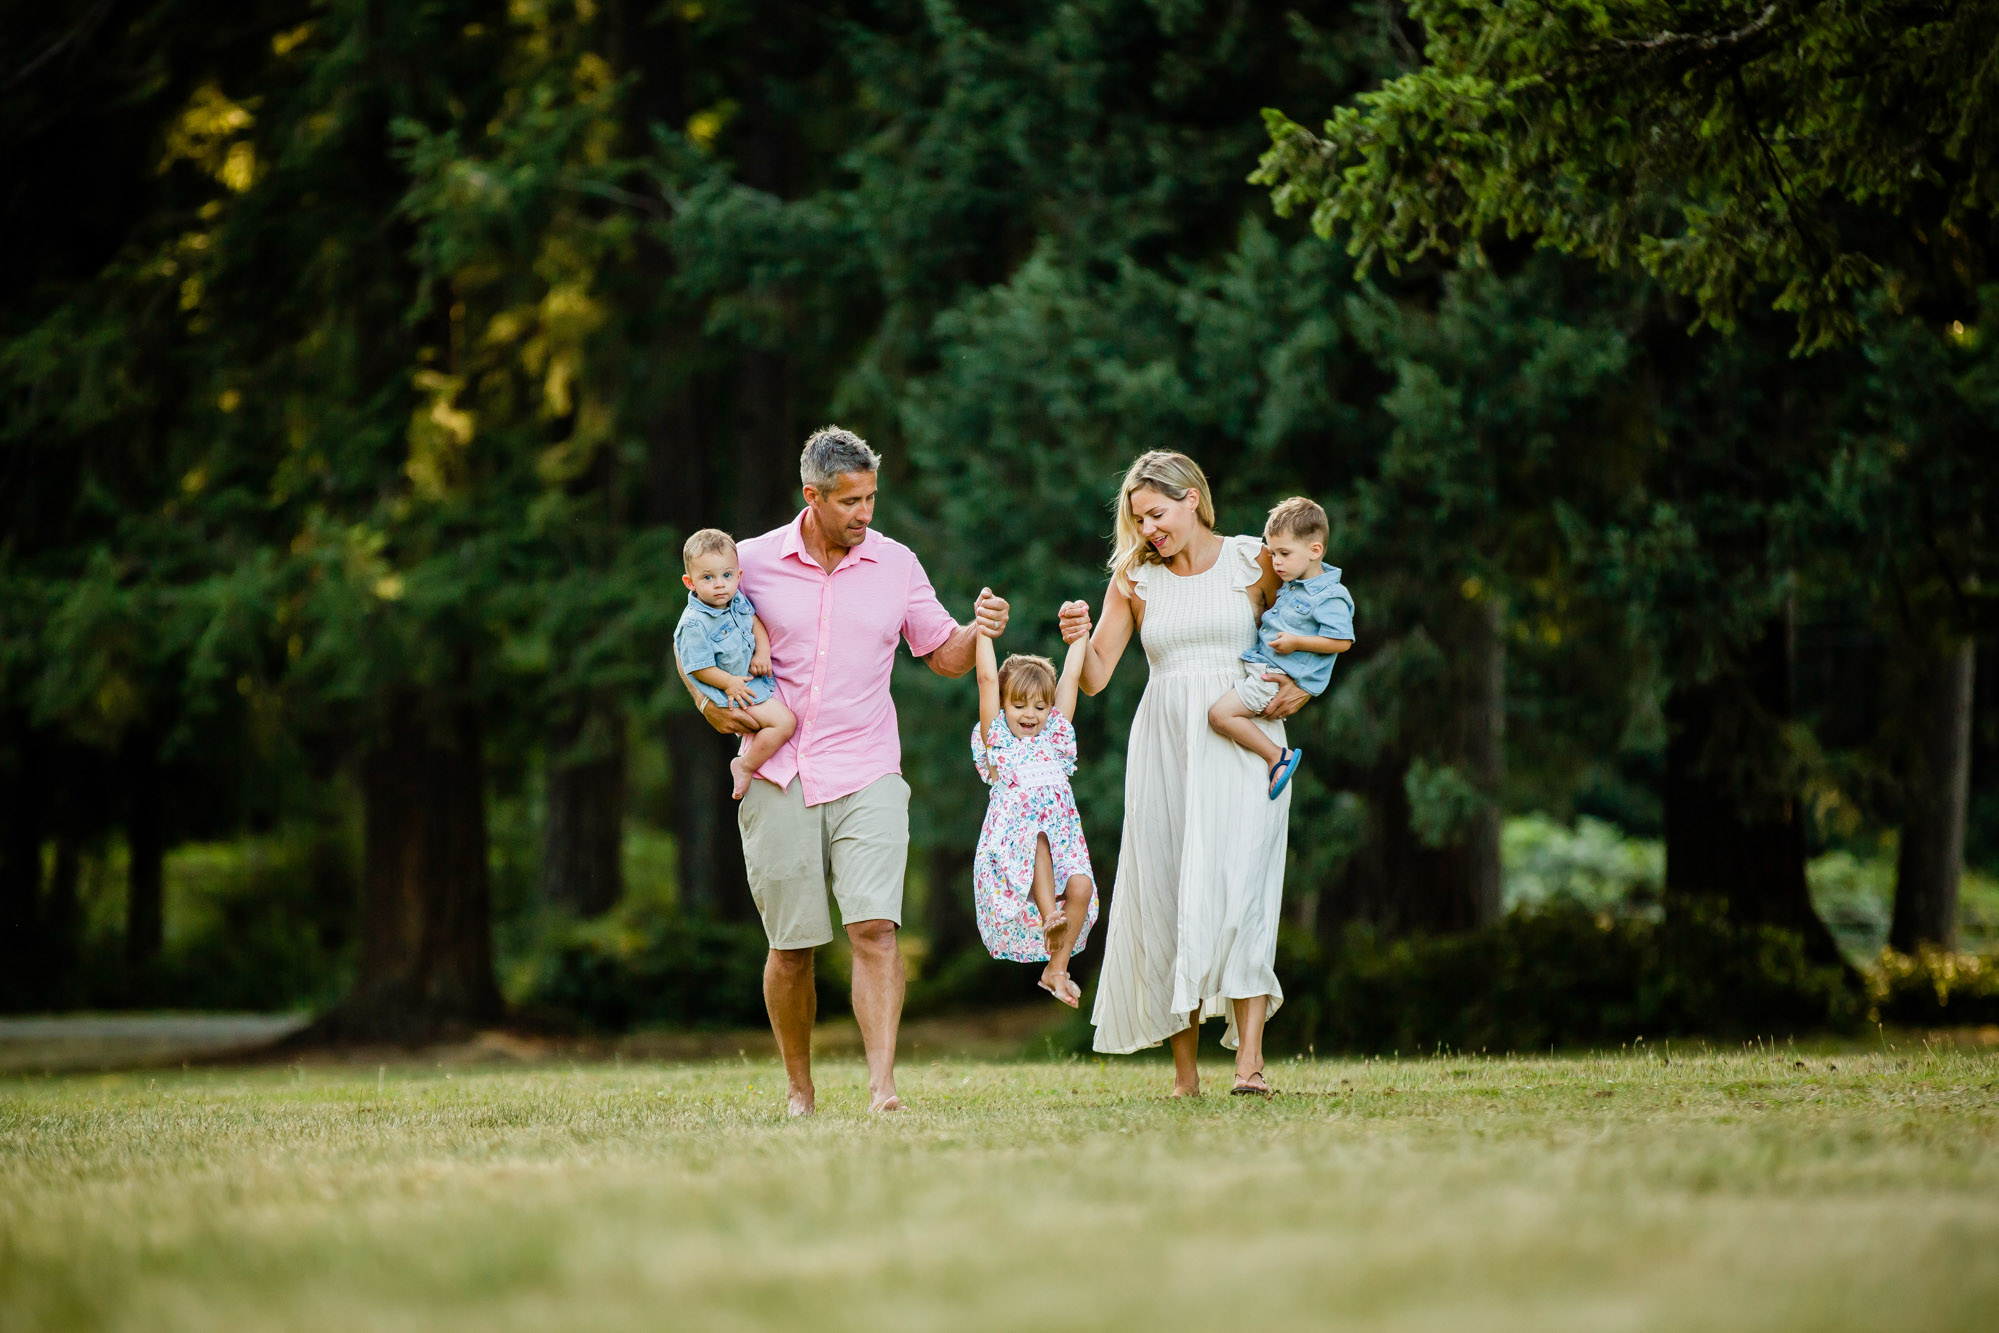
729,756,753,800
1034,906,1067,946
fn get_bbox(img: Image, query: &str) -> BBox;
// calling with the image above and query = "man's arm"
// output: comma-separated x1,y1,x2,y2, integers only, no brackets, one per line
924,588,1010,678
675,656,759,735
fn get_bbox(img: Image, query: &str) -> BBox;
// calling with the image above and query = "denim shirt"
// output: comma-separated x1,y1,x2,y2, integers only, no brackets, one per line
674,590,777,708
1240,566,1355,697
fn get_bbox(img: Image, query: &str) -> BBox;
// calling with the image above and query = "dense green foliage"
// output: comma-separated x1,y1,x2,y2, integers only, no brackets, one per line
1255,0,1999,347
2,1,1996,1033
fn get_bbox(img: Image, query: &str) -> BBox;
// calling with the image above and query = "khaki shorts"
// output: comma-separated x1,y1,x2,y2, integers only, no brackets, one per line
737,774,909,949
1233,665,1281,714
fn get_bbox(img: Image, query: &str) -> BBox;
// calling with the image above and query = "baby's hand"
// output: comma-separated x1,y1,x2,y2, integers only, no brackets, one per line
750,645,772,676
1270,632,1299,655
722,675,759,708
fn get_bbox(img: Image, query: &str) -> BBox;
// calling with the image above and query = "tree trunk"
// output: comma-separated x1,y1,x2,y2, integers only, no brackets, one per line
1462,595,1506,926
664,711,754,920
733,346,796,532
729,76,797,535
122,728,164,975
0,720,47,1000
314,692,502,1040
1663,606,1847,967
541,703,627,918
1320,596,1505,938
1890,638,1974,953
926,844,977,958
45,836,81,976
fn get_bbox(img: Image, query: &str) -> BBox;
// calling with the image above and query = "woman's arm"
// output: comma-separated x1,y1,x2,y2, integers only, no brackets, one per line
975,628,999,745
1250,546,1284,617
1060,577,1138,696
1055,629,1088,717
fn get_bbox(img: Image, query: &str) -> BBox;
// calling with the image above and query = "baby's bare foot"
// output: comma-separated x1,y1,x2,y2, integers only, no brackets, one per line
729,757,752,801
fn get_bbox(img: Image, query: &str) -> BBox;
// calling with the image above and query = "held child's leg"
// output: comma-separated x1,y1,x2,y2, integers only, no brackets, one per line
1045,874,1093,1006
728,699,798,800
1207,689,1283,767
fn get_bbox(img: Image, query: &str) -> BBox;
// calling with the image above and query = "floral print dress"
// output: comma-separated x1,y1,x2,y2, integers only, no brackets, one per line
970,710,1098,962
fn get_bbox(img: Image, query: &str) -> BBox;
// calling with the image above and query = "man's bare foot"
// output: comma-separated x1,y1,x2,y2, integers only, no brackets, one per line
729,757,753,801
869,1092,902,1113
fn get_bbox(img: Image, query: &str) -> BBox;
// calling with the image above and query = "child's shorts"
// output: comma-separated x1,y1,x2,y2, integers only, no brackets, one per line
1232,664,1280,714
689,671,779,711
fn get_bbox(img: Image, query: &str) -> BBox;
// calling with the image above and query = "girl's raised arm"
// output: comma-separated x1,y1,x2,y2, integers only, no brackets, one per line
975,628,1000,746
1056,628,1088,718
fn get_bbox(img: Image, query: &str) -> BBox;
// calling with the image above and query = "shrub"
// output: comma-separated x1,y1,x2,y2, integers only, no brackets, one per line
1872,948,1999,1027
522,915,779,1032
1284,901,1863,1055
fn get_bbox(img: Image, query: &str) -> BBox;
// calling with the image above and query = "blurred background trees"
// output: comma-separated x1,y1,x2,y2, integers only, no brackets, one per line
2,0,1993,1041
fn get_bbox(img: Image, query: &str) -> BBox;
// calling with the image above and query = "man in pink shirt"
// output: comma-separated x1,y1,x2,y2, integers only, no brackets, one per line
681,426,1006,1116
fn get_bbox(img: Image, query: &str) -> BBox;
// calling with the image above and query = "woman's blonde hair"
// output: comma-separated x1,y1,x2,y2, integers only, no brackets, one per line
1109,450,1216,578
997,653,1057,707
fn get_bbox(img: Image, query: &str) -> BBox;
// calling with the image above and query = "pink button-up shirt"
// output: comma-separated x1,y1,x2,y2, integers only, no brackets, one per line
735,511,959,806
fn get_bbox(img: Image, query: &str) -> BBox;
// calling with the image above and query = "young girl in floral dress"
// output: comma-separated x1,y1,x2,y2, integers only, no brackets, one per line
971,623,1098,1007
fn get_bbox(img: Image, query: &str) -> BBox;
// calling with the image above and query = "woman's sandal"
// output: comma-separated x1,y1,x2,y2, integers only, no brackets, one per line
1037,970,1081,1009
1230,1070,1274,1098
1267,748,1303,800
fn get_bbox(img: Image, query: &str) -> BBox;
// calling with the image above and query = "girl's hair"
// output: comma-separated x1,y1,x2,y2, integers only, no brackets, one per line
997,653,1057,707
1109,450,1216,579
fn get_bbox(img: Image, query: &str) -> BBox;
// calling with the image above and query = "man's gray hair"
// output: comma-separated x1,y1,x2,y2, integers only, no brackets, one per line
799,425,881,492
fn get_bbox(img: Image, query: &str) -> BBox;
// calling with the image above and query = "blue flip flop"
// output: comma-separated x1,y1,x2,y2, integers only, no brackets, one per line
1267,747,1302,800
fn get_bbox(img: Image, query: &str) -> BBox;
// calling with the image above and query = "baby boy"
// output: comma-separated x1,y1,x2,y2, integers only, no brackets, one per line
674,528,797,799
1206,496,1354,798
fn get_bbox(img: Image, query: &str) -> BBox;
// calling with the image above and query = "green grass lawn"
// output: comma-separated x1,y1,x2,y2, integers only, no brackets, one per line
3,1047,1996,1332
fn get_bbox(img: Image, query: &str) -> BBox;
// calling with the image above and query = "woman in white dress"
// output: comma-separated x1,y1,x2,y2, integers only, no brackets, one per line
1060,451,1309,1096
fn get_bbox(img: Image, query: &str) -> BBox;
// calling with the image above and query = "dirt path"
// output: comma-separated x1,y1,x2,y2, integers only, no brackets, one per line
0,1014,310,1074
0,1005,1070,1074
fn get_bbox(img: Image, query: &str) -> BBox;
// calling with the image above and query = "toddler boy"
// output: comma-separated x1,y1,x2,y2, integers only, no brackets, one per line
674,529,797,799
1206,496,1354,798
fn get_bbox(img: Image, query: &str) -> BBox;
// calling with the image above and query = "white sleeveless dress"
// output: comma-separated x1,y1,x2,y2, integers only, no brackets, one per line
1090,535,1290,1054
